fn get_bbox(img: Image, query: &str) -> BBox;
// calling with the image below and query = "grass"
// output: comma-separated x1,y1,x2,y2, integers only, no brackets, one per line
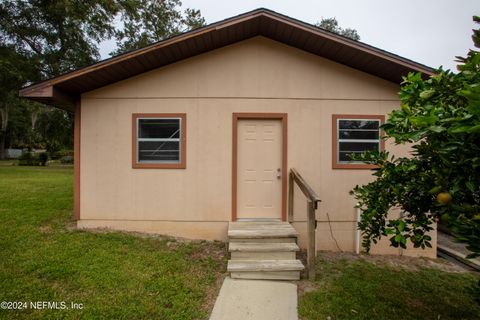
299,254,480,320
3,161,479,320
0,159,16,166
0,164,226,319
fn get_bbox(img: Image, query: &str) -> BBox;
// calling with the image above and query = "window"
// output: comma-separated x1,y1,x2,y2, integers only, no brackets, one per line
332,114,384,169
132,113,186,169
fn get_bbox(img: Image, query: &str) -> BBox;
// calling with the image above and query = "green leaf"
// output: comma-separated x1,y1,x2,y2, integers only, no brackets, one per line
429,186,442,194
401,104,411,114
466,181,475,192
450,125,473,133
459,89,480,101
410,115,437,127
467,103,480,117
428,126,445,133
419,89,435,99
410,128,429,140
467,124,480,133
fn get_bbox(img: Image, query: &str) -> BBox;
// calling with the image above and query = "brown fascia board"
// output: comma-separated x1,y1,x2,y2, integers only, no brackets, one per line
19,8,435,109
18,9,267,107
261,10,435,75
19,85,76,112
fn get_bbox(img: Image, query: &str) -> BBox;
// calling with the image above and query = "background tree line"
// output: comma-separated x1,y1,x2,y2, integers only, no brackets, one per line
0,1,359,160
0,0,205,159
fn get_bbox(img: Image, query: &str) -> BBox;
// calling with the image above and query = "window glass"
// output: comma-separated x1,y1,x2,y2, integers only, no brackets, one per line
338,142,379,162
337,119,381,164
139,119,180,139
339,120,379,130
137,118,181,163
339,130,379,140
138,141,180,162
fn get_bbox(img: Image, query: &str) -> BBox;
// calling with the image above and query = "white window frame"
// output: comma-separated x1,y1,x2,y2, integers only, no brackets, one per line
332,114,385,169
136,117,182,164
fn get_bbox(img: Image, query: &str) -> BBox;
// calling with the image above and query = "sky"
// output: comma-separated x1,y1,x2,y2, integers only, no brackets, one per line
100,0,479,71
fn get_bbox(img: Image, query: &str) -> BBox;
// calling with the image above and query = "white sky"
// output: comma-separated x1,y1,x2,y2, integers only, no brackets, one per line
100,0,479,71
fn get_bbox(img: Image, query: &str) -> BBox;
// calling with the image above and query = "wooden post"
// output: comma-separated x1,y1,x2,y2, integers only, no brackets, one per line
288,171,294,222
307,199,316,281
73,100,81,221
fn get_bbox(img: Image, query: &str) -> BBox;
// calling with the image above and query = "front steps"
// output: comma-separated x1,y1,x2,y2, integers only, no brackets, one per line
227,221,304,280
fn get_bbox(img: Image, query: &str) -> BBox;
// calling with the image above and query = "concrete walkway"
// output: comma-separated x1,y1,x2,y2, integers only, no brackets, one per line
209,277,298,320
437,231,480,270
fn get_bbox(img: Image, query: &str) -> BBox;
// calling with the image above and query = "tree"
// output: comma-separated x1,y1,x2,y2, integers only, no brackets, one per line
0,0,122,79
0,0,204,157
35,106,74,153
0,0,122,157
0,44,36,158
113,1,205,54
316,17,360,41
350,16,480,299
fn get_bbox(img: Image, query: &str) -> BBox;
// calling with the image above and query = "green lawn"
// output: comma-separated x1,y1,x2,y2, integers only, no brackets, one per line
2,163,479,320
299,253,480,320
0,164,226,319
0,160,17,166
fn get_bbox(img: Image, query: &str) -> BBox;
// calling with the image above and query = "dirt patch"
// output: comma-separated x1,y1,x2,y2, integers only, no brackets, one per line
38,225,53,234
316,251,469,273
297,251,472,298
297,279,320,295
189,240,228,261
203,270,228,318
190,241,228,319
72,226,225,246
64,220,78,231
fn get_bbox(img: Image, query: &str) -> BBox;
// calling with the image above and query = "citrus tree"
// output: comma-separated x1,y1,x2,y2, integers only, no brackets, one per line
351,17,480,262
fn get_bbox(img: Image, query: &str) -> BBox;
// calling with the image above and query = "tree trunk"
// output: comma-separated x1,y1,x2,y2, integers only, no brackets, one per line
0,130,6,160
0,106,8,160
31,110,39,131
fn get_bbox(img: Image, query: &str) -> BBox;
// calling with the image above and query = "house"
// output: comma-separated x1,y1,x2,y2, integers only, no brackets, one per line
20,8,437,267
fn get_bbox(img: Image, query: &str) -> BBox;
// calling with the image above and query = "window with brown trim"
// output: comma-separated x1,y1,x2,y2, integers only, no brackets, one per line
132,113,186,169
332,114,385,169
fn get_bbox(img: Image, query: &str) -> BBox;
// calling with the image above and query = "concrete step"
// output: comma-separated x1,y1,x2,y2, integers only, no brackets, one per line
227,222,303,280
228,260,304,281
231,251,296,260
228,260,305,272
229,242,300,252
228,222,299,239
229,242,299,260
229,237,297,243
230,271,300,281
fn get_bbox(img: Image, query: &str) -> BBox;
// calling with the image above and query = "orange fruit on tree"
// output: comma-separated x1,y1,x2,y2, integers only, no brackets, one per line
437,192,452,205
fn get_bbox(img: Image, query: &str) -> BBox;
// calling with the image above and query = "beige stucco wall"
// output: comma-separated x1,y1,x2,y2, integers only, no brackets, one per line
78,36,436,258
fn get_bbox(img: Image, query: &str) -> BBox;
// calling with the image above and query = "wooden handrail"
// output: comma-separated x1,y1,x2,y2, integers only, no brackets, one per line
289,168,321,208
288,168,321,281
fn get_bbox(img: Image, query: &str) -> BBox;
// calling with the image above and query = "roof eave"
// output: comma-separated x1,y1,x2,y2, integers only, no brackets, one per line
19,8,436,109
19,85,77,111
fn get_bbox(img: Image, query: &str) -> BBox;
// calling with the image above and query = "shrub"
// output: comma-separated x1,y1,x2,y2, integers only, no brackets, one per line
18,152,41,166
60,155,74,164
38,152,48,166
50,150,74,160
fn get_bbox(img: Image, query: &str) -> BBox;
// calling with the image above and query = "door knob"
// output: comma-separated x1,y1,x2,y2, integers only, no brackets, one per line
276,168,281,179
